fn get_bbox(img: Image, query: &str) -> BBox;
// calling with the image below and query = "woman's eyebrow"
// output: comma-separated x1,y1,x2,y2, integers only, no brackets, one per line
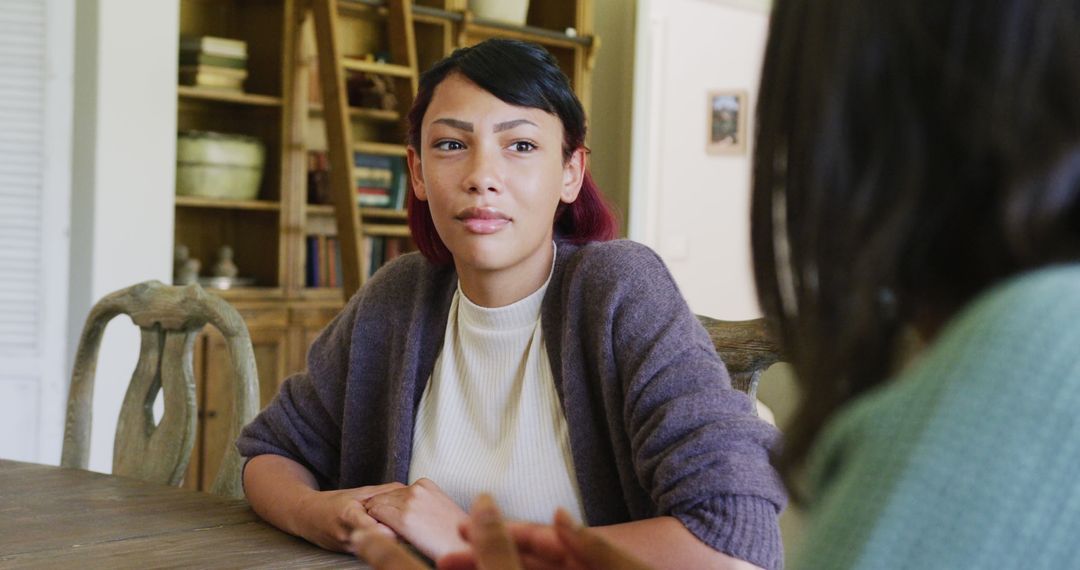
494,119,537,132
432,118,473,132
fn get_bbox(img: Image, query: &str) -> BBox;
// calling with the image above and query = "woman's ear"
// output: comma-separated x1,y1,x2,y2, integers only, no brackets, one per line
560,147,586,203
407,146,427,201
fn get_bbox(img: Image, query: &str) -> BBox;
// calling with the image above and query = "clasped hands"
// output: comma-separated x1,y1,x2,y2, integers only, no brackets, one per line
295,477,469,558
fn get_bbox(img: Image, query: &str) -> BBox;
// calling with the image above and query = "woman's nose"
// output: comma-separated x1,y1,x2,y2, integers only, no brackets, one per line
463,148,501,194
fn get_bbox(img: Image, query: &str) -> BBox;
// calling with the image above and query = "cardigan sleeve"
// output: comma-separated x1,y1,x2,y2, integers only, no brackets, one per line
234,289,363,489
578,241,787,569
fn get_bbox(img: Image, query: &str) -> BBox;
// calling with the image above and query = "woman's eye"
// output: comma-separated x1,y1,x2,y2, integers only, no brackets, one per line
510,141,537,152
434,140,464,151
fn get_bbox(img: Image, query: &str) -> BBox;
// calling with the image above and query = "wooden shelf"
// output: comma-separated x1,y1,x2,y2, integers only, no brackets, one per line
363,223,411,237
361,207,408,219
462,21,588,50
206,286,288,301
342,58,417,78
308,104,400,122
178,86,283,107
354,141,408,156
307,204,408,219
176,196,281,211
299,287,346,301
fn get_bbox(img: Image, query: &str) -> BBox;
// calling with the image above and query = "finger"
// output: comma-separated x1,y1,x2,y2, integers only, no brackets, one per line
437,551,477,570
509,524,567,562
362,486,410,511
519,552,572,570
553,508,650,570
462,521,564,563
354,481,407,500
469,494,522,570
442,551,566,570
363,497,405,529
351,529,428,570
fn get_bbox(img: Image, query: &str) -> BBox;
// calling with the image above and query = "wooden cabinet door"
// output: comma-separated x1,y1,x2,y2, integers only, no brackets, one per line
182,317,288,492
200,325,287,491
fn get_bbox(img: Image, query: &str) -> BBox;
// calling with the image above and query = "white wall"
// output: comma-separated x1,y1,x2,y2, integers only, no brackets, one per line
67,0,178,471
630,0,770,319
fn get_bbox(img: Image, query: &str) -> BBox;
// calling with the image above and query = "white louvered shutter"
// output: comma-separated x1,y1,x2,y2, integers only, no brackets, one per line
0,0,71,462
0,1,44,356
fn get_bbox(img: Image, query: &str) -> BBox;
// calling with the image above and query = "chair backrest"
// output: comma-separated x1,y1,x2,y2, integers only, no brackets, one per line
61,281,259,498
696,316,783,401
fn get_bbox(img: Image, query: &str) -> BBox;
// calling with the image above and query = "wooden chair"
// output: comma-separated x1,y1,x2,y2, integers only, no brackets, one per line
61,280,259,498
697,316,783,401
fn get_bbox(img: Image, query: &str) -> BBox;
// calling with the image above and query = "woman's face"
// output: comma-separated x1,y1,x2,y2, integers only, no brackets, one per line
407,73,584,289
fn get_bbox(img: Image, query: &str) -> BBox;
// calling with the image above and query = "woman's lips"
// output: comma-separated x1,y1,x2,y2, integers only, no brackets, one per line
456,207,510,234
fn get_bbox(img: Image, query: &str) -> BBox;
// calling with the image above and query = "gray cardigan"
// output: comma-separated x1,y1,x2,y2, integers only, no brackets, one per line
237,239,786,569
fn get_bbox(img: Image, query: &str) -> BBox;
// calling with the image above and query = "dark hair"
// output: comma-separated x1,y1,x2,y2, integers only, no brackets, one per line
751,0,1080,493
406,39,618,264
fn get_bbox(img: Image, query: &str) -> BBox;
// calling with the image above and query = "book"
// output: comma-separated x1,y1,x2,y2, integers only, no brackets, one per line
369,236,386,277
354,165,393,187
178,70,245,90
317,234,329,287
362,236,374,278
325,236,338,287
389,157,408,210
305,235,319,287
179,52,247,69
179,65,248,80
357,187,392,207
330,237,342,288
179,35,248,59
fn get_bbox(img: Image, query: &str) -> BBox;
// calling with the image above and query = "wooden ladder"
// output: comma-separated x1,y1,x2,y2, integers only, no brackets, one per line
310,0,419,299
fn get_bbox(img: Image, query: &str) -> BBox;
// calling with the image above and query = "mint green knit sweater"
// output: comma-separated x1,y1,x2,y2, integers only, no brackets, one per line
793,265,1080,569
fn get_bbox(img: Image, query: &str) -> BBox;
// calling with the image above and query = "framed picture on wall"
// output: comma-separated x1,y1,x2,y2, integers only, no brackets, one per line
706,90,748,155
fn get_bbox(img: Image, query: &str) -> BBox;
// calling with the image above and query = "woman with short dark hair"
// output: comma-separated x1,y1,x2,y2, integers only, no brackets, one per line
238,39,784,570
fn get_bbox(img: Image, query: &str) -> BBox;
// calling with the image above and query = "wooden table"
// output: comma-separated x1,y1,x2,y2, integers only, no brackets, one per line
0,459,367,568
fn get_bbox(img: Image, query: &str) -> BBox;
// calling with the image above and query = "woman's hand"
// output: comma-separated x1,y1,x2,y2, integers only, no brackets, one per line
362,477,470,559
292,482,404,552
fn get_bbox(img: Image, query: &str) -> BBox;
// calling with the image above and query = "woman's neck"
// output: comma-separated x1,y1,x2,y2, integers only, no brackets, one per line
455,242,555,308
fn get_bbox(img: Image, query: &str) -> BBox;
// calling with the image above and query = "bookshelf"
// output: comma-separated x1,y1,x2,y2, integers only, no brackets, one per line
173,0,597,492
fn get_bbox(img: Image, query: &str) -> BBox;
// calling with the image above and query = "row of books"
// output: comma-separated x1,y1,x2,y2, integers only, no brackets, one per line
305,235,343,288
179,35,248,92
304,235,409,287
307,151,408,210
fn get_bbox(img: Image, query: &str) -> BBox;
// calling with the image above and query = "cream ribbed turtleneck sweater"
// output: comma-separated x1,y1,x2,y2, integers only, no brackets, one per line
407,244,586,523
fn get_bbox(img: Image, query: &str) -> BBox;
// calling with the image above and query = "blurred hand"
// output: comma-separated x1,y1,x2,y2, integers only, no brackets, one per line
549,508,651,570
293,482,402,551
363,477,470,559
354,494,652,570
354,494,519,570
440,505,652,570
